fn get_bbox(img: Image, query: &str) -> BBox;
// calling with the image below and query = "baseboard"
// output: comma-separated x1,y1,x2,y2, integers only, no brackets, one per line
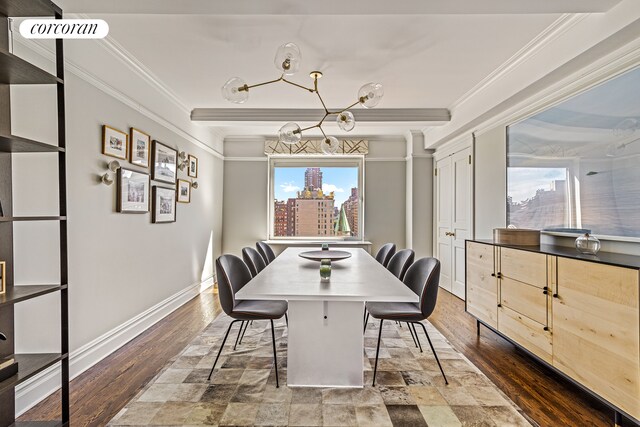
14,276,215,417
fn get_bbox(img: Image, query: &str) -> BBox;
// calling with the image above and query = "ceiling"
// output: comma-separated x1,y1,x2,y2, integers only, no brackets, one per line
56,0,624,138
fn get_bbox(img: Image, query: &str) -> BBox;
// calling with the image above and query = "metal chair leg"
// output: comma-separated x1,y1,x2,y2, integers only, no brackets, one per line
270,319,280,388
406,322,419,348
233,321,245,350
372,319,384,386
208,319,241,381
238,320,250,346
411,323,422,352
363,312,370,333
285,312,288,327
417,321,448,385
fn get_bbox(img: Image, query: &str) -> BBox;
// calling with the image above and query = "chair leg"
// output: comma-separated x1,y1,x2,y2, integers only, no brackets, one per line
363,312,370,333
238,320,250,346
416,321,448,385
372,319,384,386
411,323,422,352
270,319,280,388
406,322,418,348
285,312,288,327
208,319,241,381
233,321,245,350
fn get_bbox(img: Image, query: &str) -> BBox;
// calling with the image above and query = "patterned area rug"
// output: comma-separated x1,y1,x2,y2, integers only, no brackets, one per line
109,314,532,426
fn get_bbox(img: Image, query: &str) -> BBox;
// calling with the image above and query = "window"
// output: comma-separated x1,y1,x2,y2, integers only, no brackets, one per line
269,156,364,240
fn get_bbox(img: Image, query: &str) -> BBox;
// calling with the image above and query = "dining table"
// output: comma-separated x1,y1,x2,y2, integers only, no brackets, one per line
234,247,419,388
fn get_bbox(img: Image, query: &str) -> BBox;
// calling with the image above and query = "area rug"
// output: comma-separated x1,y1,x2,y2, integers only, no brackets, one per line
108,314,533,426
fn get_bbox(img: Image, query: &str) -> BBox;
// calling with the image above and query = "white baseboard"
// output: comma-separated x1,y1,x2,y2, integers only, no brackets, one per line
14,276,215,417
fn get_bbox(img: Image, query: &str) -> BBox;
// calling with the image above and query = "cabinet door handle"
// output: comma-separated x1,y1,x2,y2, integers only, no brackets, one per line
552,293,559,298
543,290,548,295
496,272,502,279
543,326,549,331
491,273,496,277
497,303,502,308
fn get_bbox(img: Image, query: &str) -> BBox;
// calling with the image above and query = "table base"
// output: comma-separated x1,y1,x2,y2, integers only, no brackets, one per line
287,300,364,387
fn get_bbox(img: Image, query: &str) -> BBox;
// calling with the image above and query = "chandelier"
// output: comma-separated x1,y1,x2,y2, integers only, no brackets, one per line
221,42,384,154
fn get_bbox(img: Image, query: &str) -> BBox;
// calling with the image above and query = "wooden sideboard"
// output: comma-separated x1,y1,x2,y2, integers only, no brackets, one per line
466,240,640,425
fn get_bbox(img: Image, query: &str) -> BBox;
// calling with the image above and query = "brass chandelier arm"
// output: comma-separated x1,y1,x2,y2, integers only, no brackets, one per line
330,99,361,116
239,76,284,91
282,78,315,93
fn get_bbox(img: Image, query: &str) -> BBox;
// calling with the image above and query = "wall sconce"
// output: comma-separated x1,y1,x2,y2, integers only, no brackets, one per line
101,160,121,185
178,151,189,171
191,180,198,189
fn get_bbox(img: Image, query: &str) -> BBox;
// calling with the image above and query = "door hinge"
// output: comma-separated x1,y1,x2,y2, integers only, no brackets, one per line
434,168,437,176
468,155,472,164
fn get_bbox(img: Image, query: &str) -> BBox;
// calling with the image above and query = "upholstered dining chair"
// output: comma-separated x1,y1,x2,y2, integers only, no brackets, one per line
364,257,448,386
242,247,267,277
256,241,276,265
386,249,415,281
383,249,422,348
375,243,396,267
208,254,288,387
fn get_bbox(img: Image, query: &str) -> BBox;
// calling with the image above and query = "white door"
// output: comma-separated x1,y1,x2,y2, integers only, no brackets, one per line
435,156,453,293
451,148,472,299
435,147,473,300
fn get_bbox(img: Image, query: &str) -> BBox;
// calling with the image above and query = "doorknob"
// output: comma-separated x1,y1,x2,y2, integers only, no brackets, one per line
445,231,455,237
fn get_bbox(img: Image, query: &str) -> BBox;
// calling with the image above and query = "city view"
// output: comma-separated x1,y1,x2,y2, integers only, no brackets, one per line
273,167,359,238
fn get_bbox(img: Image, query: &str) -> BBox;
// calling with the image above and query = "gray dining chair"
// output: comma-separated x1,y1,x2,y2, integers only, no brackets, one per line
256,241,276,265
383,249,421,348
375,243,396,267
364,257,448,386
242,247,266,277
208,254,288,387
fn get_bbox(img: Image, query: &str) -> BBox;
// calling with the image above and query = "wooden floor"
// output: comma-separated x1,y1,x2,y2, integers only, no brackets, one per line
21,287,627,427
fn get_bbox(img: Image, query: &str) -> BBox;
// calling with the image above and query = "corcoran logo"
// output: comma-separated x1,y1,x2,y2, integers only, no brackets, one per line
19,19,109,39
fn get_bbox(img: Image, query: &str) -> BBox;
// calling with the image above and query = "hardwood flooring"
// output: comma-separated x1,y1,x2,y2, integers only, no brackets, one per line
21,287,628,426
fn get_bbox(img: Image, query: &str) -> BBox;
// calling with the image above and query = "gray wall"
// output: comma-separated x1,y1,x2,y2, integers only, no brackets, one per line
221,137,414,257
474,126,507,240
9,70,224,353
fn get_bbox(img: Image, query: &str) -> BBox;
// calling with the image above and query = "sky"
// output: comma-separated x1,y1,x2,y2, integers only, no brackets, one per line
274,167,358,205
508,167,567,203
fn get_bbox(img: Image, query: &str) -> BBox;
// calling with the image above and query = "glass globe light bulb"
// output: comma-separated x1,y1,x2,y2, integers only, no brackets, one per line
222,77,249,104
358,82,384,108
274,43,301,76
336,111,356,132
612,118,638,138
278,122,302,145
321,136,340,155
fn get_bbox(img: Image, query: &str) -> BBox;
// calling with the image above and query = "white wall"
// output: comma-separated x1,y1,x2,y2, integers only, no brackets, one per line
221,136,425,257
10,72,224,351
7,39,223,412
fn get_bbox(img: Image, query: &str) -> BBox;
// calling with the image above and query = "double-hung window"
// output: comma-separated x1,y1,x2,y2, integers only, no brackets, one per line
268,156,364,240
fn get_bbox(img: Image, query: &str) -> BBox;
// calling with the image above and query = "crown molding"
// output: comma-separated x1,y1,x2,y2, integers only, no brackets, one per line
472,32,640,138
191,108,451,123
15,35,224,159
448,14,587,116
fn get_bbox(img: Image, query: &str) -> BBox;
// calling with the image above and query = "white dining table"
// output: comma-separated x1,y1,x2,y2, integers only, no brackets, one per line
235,247,419,387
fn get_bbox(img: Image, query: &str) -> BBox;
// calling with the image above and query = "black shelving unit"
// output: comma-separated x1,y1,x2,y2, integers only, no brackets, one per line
0,1,69,426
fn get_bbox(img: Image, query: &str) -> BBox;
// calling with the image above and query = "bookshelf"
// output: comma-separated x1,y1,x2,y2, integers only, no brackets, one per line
0,0,69,425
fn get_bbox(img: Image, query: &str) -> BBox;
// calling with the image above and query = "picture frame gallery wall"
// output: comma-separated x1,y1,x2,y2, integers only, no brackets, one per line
101,124,199,224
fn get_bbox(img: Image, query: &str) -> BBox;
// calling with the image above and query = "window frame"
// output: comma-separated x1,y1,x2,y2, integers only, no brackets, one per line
267,155,365,241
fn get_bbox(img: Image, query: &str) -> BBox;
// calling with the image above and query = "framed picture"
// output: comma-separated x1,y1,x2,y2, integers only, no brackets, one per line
0,261,5,294
117,168,150,213
130,128,151,168
152,186,177,223
177,179,191,203
188,154,198,178
152,140,178,184
103,125,128,160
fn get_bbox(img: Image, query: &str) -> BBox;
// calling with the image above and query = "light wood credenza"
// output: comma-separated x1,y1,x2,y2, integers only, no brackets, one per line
465,240,640,425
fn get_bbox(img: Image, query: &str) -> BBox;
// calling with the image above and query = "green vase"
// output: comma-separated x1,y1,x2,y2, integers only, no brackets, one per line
320,259,331,281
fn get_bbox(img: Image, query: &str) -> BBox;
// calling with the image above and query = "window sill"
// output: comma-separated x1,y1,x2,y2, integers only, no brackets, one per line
264,239,372,246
